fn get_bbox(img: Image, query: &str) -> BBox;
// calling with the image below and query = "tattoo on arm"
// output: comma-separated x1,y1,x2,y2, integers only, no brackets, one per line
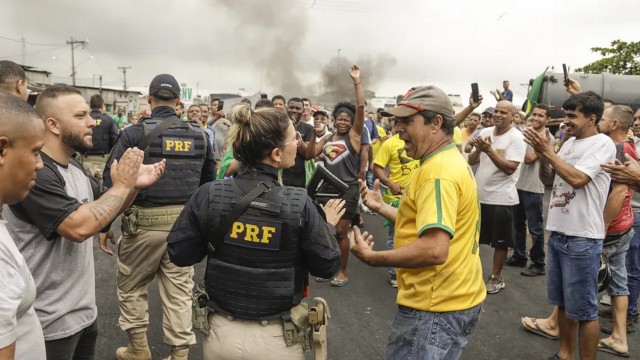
87,194,124,228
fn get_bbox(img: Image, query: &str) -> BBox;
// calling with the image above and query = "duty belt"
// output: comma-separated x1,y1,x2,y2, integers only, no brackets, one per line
128,205,185,231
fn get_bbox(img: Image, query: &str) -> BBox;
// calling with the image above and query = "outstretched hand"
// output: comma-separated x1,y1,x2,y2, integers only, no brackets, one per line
350,65,360,82
135,159,166,190
359,179,384,212
349,226,375,265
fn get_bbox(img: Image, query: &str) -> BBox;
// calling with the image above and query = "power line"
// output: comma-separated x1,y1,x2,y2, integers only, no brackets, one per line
0,35,65,47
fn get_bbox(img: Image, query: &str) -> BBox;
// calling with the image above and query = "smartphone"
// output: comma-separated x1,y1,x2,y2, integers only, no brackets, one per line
217,100,224,111
562,63,569,83
471,83,479,103
260,93,268,99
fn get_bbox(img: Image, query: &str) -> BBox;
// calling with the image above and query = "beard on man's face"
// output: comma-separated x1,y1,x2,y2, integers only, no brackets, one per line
61,126,92,153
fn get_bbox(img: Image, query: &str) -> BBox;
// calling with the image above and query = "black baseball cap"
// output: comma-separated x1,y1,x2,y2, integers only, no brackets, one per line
149,74,180,100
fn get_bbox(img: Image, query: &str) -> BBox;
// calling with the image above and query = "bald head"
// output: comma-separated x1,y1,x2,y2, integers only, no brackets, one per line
0,60,28,101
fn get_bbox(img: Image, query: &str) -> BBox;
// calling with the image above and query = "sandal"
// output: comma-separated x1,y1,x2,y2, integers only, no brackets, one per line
597,339,630,358
521,317,559,340
330,277,350,287
315,277,330,282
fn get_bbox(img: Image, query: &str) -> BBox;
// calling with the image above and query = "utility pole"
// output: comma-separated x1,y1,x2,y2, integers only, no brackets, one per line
337,49,341,90
118,66,131,91
20,37,26,64
94,74,103,93
66,37,88,86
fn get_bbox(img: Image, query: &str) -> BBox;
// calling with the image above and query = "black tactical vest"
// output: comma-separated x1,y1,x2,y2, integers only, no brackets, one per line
204,180,308,320
135,117,207,205
87,112,112,155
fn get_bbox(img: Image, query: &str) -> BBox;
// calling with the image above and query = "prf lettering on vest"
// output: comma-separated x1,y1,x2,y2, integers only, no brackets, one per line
165,139,192,152
95,119,102,126
230,221,276,244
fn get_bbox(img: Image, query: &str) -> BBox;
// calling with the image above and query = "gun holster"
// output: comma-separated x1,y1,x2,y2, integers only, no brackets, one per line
191,283,210,335
308,297,330,360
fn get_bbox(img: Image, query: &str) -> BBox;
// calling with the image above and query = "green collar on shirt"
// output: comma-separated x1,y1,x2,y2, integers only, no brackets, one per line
420,143,457,165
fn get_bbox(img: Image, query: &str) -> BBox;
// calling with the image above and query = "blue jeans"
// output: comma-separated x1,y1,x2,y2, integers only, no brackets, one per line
514,190,545,266
626,213,640,318
385,304,482,360
604,229,632,296
388,224,396,277
366,170,375,189
547,232,602,321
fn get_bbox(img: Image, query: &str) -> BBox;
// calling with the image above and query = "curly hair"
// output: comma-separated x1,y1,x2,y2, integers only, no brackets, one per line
332,101,356,122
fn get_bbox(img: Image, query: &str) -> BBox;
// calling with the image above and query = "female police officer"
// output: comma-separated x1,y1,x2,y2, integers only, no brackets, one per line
167,105,343,360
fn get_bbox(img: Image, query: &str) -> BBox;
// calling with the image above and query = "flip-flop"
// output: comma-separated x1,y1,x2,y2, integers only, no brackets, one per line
521,317,559,340
597,339,630,358
330,277,349,287
315,277,330,282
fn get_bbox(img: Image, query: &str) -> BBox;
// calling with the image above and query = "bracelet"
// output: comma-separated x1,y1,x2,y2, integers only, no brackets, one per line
354,81,361,85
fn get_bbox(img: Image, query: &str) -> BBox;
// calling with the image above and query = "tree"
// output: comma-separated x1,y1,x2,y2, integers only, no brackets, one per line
575,39,640,75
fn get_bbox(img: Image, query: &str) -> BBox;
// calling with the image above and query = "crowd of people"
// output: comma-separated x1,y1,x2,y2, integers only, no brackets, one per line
2,56,640,360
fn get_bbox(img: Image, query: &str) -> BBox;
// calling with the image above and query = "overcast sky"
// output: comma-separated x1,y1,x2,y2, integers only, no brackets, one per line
2,0,639,107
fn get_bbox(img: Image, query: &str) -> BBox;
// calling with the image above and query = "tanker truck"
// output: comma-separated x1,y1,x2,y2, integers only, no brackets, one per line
525,70,640,133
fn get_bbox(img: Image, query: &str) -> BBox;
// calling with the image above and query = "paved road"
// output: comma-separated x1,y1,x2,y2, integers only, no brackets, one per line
94,213,639,359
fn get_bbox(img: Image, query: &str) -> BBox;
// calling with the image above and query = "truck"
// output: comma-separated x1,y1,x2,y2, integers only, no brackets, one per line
526,70,640,119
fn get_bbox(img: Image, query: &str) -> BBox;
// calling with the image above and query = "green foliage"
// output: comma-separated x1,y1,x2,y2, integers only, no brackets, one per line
575,39,640,75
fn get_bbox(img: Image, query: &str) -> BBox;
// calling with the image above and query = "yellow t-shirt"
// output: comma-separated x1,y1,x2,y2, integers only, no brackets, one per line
371,125,387,157
394,143,486,312
453,126,462,145
373,134,420,204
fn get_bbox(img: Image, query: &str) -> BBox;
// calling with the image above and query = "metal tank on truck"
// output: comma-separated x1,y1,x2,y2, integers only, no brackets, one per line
525,69,640,119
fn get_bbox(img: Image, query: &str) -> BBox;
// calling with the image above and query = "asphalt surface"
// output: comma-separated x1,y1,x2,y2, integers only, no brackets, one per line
94,212,640,360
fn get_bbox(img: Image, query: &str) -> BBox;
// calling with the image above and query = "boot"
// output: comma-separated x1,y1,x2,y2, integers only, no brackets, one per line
162,345,189,360
115,331,152,360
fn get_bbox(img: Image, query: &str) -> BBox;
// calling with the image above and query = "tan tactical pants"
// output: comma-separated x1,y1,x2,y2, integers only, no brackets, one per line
80,155,107,181
203,313,304,360
117,227,196,346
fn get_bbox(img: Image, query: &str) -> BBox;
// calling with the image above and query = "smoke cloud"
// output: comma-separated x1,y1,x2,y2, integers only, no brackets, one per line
216,0,396,105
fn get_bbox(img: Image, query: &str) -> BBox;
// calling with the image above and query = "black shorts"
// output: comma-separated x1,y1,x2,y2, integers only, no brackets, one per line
479,204,516,249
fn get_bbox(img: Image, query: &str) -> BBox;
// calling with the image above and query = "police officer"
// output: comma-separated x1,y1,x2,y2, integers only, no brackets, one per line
103,74,216,360
80,94,118,183
167,105,342,360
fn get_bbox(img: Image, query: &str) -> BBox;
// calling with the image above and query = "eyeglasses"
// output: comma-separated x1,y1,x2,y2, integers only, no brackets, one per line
282,131,302,147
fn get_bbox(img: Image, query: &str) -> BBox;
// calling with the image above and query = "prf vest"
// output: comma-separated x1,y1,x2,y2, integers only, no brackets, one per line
87,112,112,155
204,179,308,320
136,116,207,205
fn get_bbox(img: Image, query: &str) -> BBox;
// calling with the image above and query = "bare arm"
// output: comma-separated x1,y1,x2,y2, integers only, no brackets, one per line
359,179,397,221
454,94,483,127
524,149,539,164
0,343,15,360
351,227,451,268
543,150,591,189
349,65,365,153
359,144,369,181
538,156,556,186
603,183,628,229
58,187,129,242
467,149,481,166
312,134,331,158
485,149,520,175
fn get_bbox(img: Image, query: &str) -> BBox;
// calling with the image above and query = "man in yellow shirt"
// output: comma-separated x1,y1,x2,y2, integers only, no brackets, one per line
351,86,485,359
373,127,420,287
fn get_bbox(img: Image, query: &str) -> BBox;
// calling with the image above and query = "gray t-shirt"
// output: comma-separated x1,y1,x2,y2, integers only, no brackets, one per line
211,118,231,162
0,218,46,357
516,130,553,194
5,152,98,340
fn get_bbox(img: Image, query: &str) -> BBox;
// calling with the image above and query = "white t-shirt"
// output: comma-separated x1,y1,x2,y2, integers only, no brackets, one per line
474,126,527,205
546,134,616,238
0,218,46,358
